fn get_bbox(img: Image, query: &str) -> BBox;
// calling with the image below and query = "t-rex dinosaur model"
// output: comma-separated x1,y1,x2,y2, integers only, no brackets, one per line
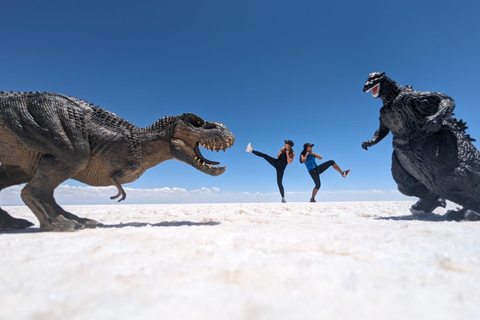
362,72,480,221
0,92,235,231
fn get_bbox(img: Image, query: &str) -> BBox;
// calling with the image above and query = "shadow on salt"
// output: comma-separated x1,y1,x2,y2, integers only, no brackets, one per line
376,210,450,222
99,220,221,228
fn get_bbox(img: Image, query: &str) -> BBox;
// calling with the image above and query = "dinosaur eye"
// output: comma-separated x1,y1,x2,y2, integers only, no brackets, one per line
193,119,204,128
182,113,204,127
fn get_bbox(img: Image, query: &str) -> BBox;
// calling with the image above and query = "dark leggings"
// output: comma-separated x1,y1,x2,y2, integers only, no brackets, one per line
309,160,335,190
252,150,287,197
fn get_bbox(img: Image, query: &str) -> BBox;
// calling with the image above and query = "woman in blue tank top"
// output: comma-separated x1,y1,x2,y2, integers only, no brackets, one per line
300,143,350,202
246,140,295,203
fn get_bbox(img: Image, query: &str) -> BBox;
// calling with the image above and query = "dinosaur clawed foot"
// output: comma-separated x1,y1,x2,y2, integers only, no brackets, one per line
410,197,446,214
446,208,480,221
41,215,85,232
60,211,101,228
0,210,35,230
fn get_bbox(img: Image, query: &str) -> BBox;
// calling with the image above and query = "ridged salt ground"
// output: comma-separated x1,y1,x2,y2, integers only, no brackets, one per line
1,201,479,320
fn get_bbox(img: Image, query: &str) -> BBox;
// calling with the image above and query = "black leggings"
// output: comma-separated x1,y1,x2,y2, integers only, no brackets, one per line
252,150,287,197
309,160,335,190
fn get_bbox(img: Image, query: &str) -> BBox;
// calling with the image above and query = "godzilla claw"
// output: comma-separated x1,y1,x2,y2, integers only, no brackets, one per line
361,141,370,150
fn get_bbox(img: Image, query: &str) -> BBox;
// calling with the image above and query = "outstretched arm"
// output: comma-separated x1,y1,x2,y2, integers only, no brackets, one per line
362,120,390,150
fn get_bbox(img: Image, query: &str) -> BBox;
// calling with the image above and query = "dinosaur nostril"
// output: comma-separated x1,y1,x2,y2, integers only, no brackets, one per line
204,123,216,129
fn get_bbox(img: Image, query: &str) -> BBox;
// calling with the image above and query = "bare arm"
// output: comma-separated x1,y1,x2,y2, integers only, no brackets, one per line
286,150,295,164
313,152,323,160
277,147,285,158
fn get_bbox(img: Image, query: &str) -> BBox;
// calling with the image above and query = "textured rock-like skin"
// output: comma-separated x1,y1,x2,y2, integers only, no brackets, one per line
0,92,234,231
362,73,480,220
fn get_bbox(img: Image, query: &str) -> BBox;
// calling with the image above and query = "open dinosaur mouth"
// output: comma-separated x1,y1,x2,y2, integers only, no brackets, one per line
170,120,235,176
194,142,221,166
369,84,380,98
188,140,234,175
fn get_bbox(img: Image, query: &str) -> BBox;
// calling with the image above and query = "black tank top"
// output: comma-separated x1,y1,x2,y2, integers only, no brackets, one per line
278,149,288,165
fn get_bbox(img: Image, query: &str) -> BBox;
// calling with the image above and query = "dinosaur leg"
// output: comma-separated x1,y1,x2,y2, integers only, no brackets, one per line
446,208,480,221
433,167,480,221
0,164,34,230
391,151,445,213
20,155,87,232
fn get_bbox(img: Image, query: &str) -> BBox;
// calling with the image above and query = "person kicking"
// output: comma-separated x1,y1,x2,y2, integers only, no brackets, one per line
299,143,350,202
246,140,295,203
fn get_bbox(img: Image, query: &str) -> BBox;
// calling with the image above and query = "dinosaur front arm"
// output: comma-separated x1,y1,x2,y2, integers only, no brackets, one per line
362,125,390,150
110,172,127,202
415,93,456,133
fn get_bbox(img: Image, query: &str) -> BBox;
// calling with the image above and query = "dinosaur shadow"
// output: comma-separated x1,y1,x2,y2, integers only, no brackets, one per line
375,210,450,222
1,220,220,234
99,220,221,229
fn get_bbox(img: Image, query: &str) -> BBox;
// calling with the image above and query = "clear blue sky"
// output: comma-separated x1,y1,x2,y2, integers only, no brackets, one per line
1,0,479,202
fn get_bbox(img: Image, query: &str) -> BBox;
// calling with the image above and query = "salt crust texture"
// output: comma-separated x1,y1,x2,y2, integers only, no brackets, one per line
1,201,479,320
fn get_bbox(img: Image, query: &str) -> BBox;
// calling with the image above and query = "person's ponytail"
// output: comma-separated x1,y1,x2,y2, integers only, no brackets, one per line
300,147,307,163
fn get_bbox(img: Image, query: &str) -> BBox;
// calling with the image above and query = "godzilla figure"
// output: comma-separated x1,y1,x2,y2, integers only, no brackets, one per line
0,92,235,231
362,72,480,221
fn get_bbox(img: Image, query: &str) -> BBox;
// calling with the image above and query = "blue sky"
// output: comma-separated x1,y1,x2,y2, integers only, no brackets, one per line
1,0,479,203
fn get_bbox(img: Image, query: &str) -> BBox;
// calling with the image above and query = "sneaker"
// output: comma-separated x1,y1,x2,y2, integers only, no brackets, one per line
246,142,253,152
342,169,351,178
310,198,316,203
281,197,287,203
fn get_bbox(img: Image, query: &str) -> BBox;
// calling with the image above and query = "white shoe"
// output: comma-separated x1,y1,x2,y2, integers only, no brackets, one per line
246,142,253,152
282,197,287,203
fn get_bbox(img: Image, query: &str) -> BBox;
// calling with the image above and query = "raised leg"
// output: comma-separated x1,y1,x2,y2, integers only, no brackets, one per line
20,155,94,231
252,150,278,168
392,151,445,213
0,164,34,230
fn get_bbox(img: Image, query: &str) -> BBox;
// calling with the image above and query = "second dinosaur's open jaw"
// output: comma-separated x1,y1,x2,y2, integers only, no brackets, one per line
366,83,381,98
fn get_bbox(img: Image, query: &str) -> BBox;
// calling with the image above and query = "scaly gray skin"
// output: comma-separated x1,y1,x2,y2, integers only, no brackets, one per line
0,92,235,231
362,72,480,221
